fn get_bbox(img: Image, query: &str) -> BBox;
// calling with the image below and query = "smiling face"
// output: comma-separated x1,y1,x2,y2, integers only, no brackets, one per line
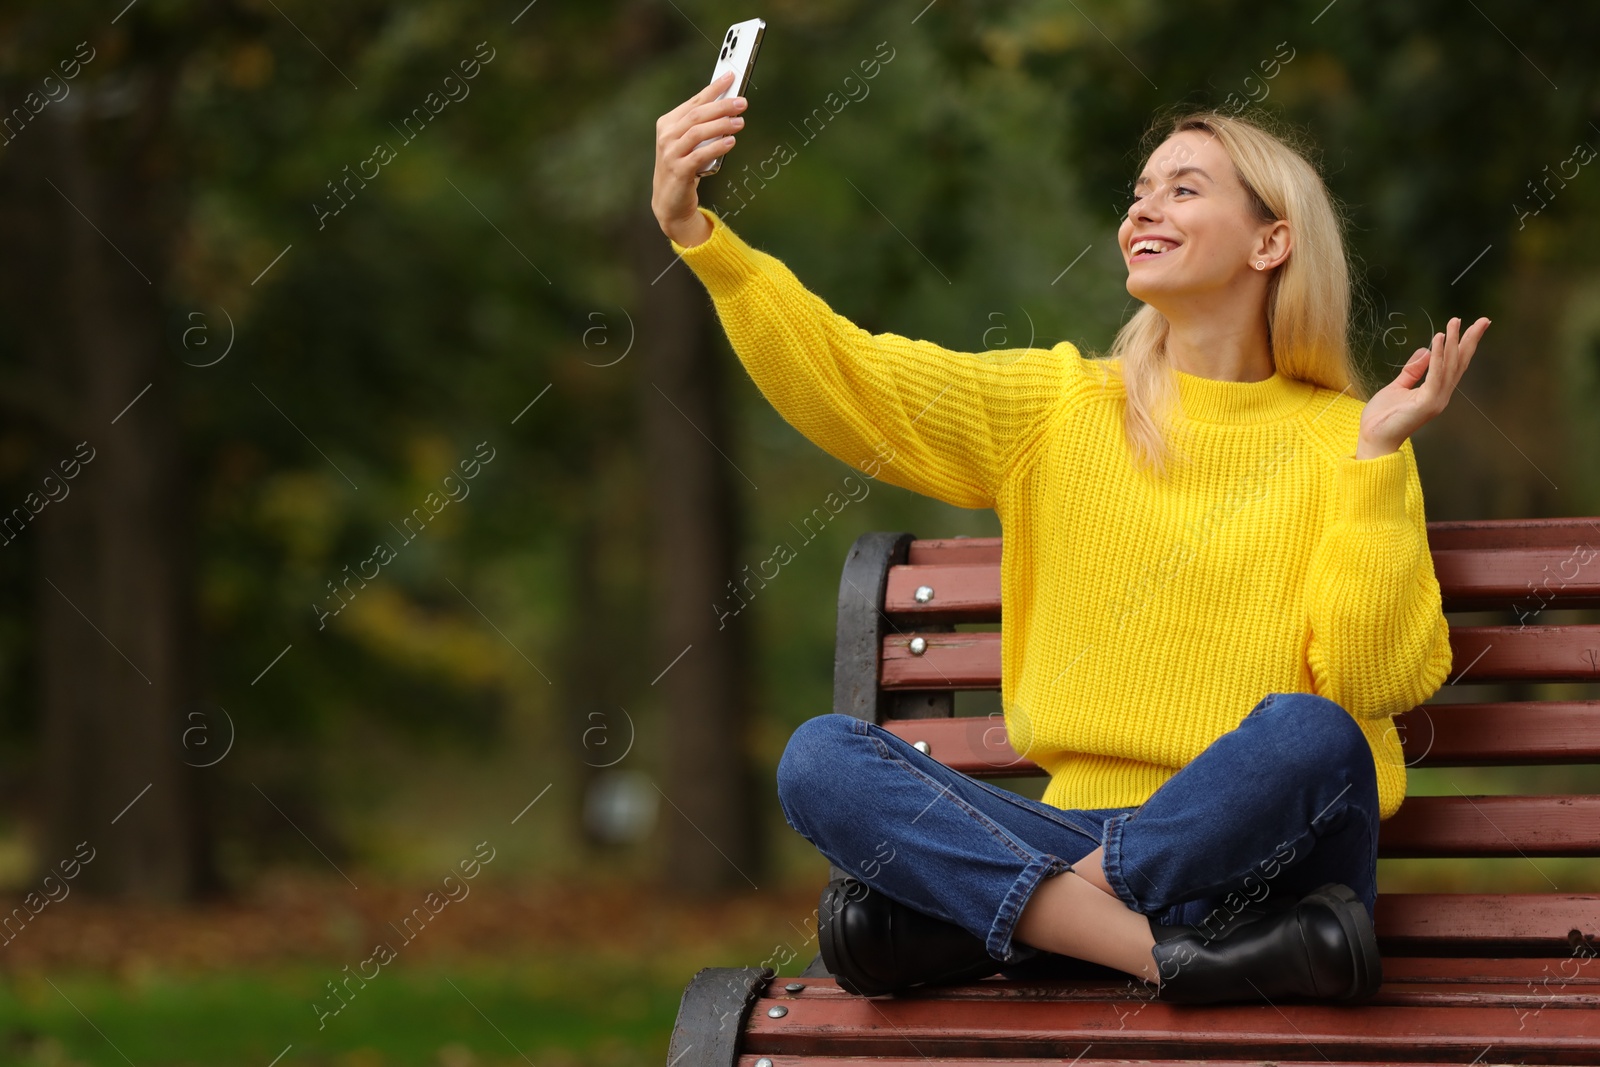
1118,129,1288,308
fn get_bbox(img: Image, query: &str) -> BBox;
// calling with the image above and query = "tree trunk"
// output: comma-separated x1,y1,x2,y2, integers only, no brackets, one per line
558,494,619,851
0,86,209,900
627,203,765,896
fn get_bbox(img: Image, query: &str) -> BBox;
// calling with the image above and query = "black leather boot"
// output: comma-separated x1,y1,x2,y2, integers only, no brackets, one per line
817,877,1004,997
1146,882,1382,1004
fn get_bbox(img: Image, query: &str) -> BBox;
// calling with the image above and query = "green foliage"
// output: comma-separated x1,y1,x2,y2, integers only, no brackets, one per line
0,959,684,1066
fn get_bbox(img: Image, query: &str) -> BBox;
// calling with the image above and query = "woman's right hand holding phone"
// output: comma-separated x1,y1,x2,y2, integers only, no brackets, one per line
652,70,745,249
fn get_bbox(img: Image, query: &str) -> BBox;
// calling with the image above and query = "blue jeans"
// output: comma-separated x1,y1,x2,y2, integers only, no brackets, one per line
776,692,1380,970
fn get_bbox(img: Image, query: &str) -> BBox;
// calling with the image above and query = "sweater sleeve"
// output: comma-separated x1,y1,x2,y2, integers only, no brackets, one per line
669,206,1082,509
1302,438,1453,721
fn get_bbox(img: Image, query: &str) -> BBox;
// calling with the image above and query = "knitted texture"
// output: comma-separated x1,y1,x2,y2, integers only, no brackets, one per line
671,205,1452,820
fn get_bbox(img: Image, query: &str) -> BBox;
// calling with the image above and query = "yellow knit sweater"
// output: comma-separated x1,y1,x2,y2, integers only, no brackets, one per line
670,205,1452,821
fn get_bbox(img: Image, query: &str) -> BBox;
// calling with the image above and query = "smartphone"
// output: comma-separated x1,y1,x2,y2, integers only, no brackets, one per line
696,18,765,178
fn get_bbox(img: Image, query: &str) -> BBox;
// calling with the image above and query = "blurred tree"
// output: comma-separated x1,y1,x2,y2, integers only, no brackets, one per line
0,5,211,899
623,2,765,895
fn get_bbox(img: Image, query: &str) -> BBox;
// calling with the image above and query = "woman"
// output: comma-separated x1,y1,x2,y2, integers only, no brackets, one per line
650,71,1489,1004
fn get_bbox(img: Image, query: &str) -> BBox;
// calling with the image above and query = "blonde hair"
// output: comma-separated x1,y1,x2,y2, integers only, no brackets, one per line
1085,107,1376,477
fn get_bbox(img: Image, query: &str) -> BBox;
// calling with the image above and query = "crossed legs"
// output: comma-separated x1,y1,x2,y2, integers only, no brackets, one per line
777,692,1380,987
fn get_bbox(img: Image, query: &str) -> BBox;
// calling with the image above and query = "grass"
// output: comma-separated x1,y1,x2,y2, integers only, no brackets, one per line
0,832,831,1067
0,951,711,1067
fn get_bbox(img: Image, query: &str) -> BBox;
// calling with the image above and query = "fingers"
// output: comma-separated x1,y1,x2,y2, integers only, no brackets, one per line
1447,317,1466,390
687,108,745,152
666,117,741,183
1440,315,1459,391
1397,345,1431,388
689,129,738,171
658,73,745,163
1412,315,1488,403
1454,316,1488,389
1440,315,1489,386
654,73,744,190
1412,321,1452,404
671,70,734,118
1459,316,1490,361
702,68,737,98
664,70,736,128
1399,325,1445,397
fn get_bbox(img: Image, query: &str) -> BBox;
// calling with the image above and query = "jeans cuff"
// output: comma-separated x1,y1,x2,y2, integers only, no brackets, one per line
986,853,1070,964
1100,810,1145,914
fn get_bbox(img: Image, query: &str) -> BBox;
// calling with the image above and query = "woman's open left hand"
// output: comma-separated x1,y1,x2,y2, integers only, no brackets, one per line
1356,315,1489,459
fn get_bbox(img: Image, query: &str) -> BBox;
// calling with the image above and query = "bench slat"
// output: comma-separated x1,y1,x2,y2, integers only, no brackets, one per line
786,954,1600,992
905,537,1001,565
1433,548,1600,612
905,519,1600,558
1428,517,1600,552
888,534,1600,615
877,703,1600,772
742,992,1600,1061
774,974,1600,1004
1379,795,1600,856
1376,893,1600,949
880,631,997,689
885,551,1600,618
879,626,1600,688
1393,702,1600,764
742,1060,1558,1067
884,563,1000,623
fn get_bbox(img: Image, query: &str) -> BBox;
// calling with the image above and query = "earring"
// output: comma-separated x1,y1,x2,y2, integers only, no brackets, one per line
1255,260,1266,270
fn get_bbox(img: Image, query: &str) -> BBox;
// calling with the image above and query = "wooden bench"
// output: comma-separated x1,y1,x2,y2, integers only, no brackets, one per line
668,518,1600,1066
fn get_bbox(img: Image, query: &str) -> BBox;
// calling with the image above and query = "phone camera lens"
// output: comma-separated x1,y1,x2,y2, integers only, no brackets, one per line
720,45,729,59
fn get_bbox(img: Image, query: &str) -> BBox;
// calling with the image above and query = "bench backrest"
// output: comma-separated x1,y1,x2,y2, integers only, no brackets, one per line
831,519,1600,957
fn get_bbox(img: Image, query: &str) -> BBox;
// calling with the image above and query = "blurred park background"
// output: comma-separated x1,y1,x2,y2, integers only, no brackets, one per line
1,0,1598,1063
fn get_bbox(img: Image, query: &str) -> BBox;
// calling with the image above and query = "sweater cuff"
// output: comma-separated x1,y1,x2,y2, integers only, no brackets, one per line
1332,447,1409,529
668,206,754,295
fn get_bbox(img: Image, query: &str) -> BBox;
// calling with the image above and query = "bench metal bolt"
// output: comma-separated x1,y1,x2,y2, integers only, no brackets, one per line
784,982,805,993
913,740,931,754
767,1005,788,1018
909,636,927,655
914,585,934,602
755,1060,774,1067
